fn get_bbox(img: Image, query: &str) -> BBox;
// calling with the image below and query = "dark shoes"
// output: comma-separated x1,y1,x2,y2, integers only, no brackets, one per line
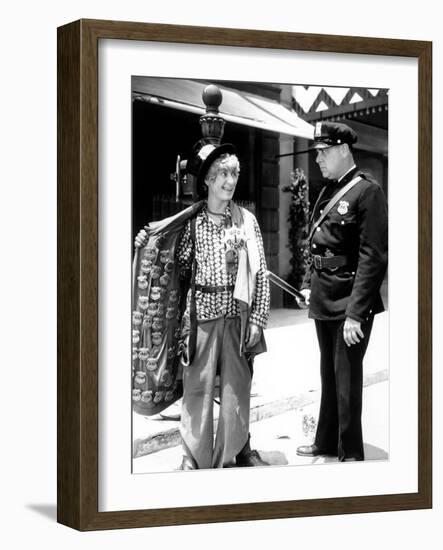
296,444,335,457
236,449,269,467
296,445,363,461
179,451,269,469
235,434,269,467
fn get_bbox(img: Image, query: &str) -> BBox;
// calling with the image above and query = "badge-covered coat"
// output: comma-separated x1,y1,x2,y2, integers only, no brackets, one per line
132,200,268,417
131,201,205,416
301,167,388,322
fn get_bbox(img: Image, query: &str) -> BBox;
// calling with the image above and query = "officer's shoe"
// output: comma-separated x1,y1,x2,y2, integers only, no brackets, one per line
296,444,334,457
236,449,269,467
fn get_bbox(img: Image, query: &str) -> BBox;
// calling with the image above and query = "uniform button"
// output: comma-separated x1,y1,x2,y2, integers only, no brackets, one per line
316,227,321,232
341,220,345,225
352,271,355,275
312,244,317,249
320,209,323,214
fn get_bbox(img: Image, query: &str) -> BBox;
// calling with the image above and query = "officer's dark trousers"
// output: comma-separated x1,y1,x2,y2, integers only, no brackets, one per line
314,315,374,461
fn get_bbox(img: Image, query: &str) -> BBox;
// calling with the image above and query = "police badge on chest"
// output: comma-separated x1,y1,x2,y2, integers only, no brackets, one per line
337,200,350,215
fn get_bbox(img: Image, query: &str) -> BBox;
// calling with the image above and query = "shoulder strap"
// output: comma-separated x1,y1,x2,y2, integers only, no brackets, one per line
309,186,327,225
308,176,363,242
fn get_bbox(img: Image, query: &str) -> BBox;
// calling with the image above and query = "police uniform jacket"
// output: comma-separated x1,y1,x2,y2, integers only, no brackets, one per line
301,167,388,323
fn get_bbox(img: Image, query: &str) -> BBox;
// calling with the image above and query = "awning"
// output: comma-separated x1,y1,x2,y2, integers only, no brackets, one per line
132,77,314,140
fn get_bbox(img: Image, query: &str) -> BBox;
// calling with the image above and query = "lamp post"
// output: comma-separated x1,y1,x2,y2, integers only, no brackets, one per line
173,84,227,202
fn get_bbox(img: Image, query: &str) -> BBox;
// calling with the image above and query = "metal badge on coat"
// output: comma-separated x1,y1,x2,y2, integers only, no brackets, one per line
337,200,349,215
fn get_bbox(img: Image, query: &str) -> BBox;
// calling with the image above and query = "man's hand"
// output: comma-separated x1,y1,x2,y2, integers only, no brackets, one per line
343,317,364,347
296,289,311,309
134,227,149,248
245,323,262,349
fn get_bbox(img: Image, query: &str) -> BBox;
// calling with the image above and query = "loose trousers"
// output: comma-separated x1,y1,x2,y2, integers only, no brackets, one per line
180,317,251,469
314,316,374,461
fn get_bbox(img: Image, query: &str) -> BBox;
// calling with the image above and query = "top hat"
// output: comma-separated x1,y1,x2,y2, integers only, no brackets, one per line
186,141,236,189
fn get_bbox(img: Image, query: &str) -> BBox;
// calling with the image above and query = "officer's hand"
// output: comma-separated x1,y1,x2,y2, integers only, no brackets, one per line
296,289,311,309
134,227,149,248
246,323,262,349
343,317,364,347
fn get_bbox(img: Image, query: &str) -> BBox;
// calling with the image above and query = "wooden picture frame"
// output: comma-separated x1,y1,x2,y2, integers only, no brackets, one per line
57,19,432,530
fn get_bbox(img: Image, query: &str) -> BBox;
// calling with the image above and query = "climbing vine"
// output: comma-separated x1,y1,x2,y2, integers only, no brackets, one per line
282,168,310,292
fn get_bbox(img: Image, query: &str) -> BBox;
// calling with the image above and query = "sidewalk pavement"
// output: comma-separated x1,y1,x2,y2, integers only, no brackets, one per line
133,309,389,471
133,379,388,472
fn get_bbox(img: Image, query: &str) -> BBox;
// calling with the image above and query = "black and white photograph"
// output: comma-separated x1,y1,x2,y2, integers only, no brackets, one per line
130,77,389,474
2,0,439,541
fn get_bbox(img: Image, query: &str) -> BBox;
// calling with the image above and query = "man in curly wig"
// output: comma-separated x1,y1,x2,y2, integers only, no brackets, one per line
176,143,270,469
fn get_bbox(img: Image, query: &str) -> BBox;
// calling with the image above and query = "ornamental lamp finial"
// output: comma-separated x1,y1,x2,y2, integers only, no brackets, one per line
200,84,225,144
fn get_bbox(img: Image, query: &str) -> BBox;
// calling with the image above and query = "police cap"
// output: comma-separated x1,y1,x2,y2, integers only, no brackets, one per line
313,122,358,149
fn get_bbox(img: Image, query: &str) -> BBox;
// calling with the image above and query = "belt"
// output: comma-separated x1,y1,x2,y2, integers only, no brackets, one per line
312,254,348,271
195,284,235,293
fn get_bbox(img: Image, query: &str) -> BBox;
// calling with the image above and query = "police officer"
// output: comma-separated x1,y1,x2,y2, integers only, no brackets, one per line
296,122,388,462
